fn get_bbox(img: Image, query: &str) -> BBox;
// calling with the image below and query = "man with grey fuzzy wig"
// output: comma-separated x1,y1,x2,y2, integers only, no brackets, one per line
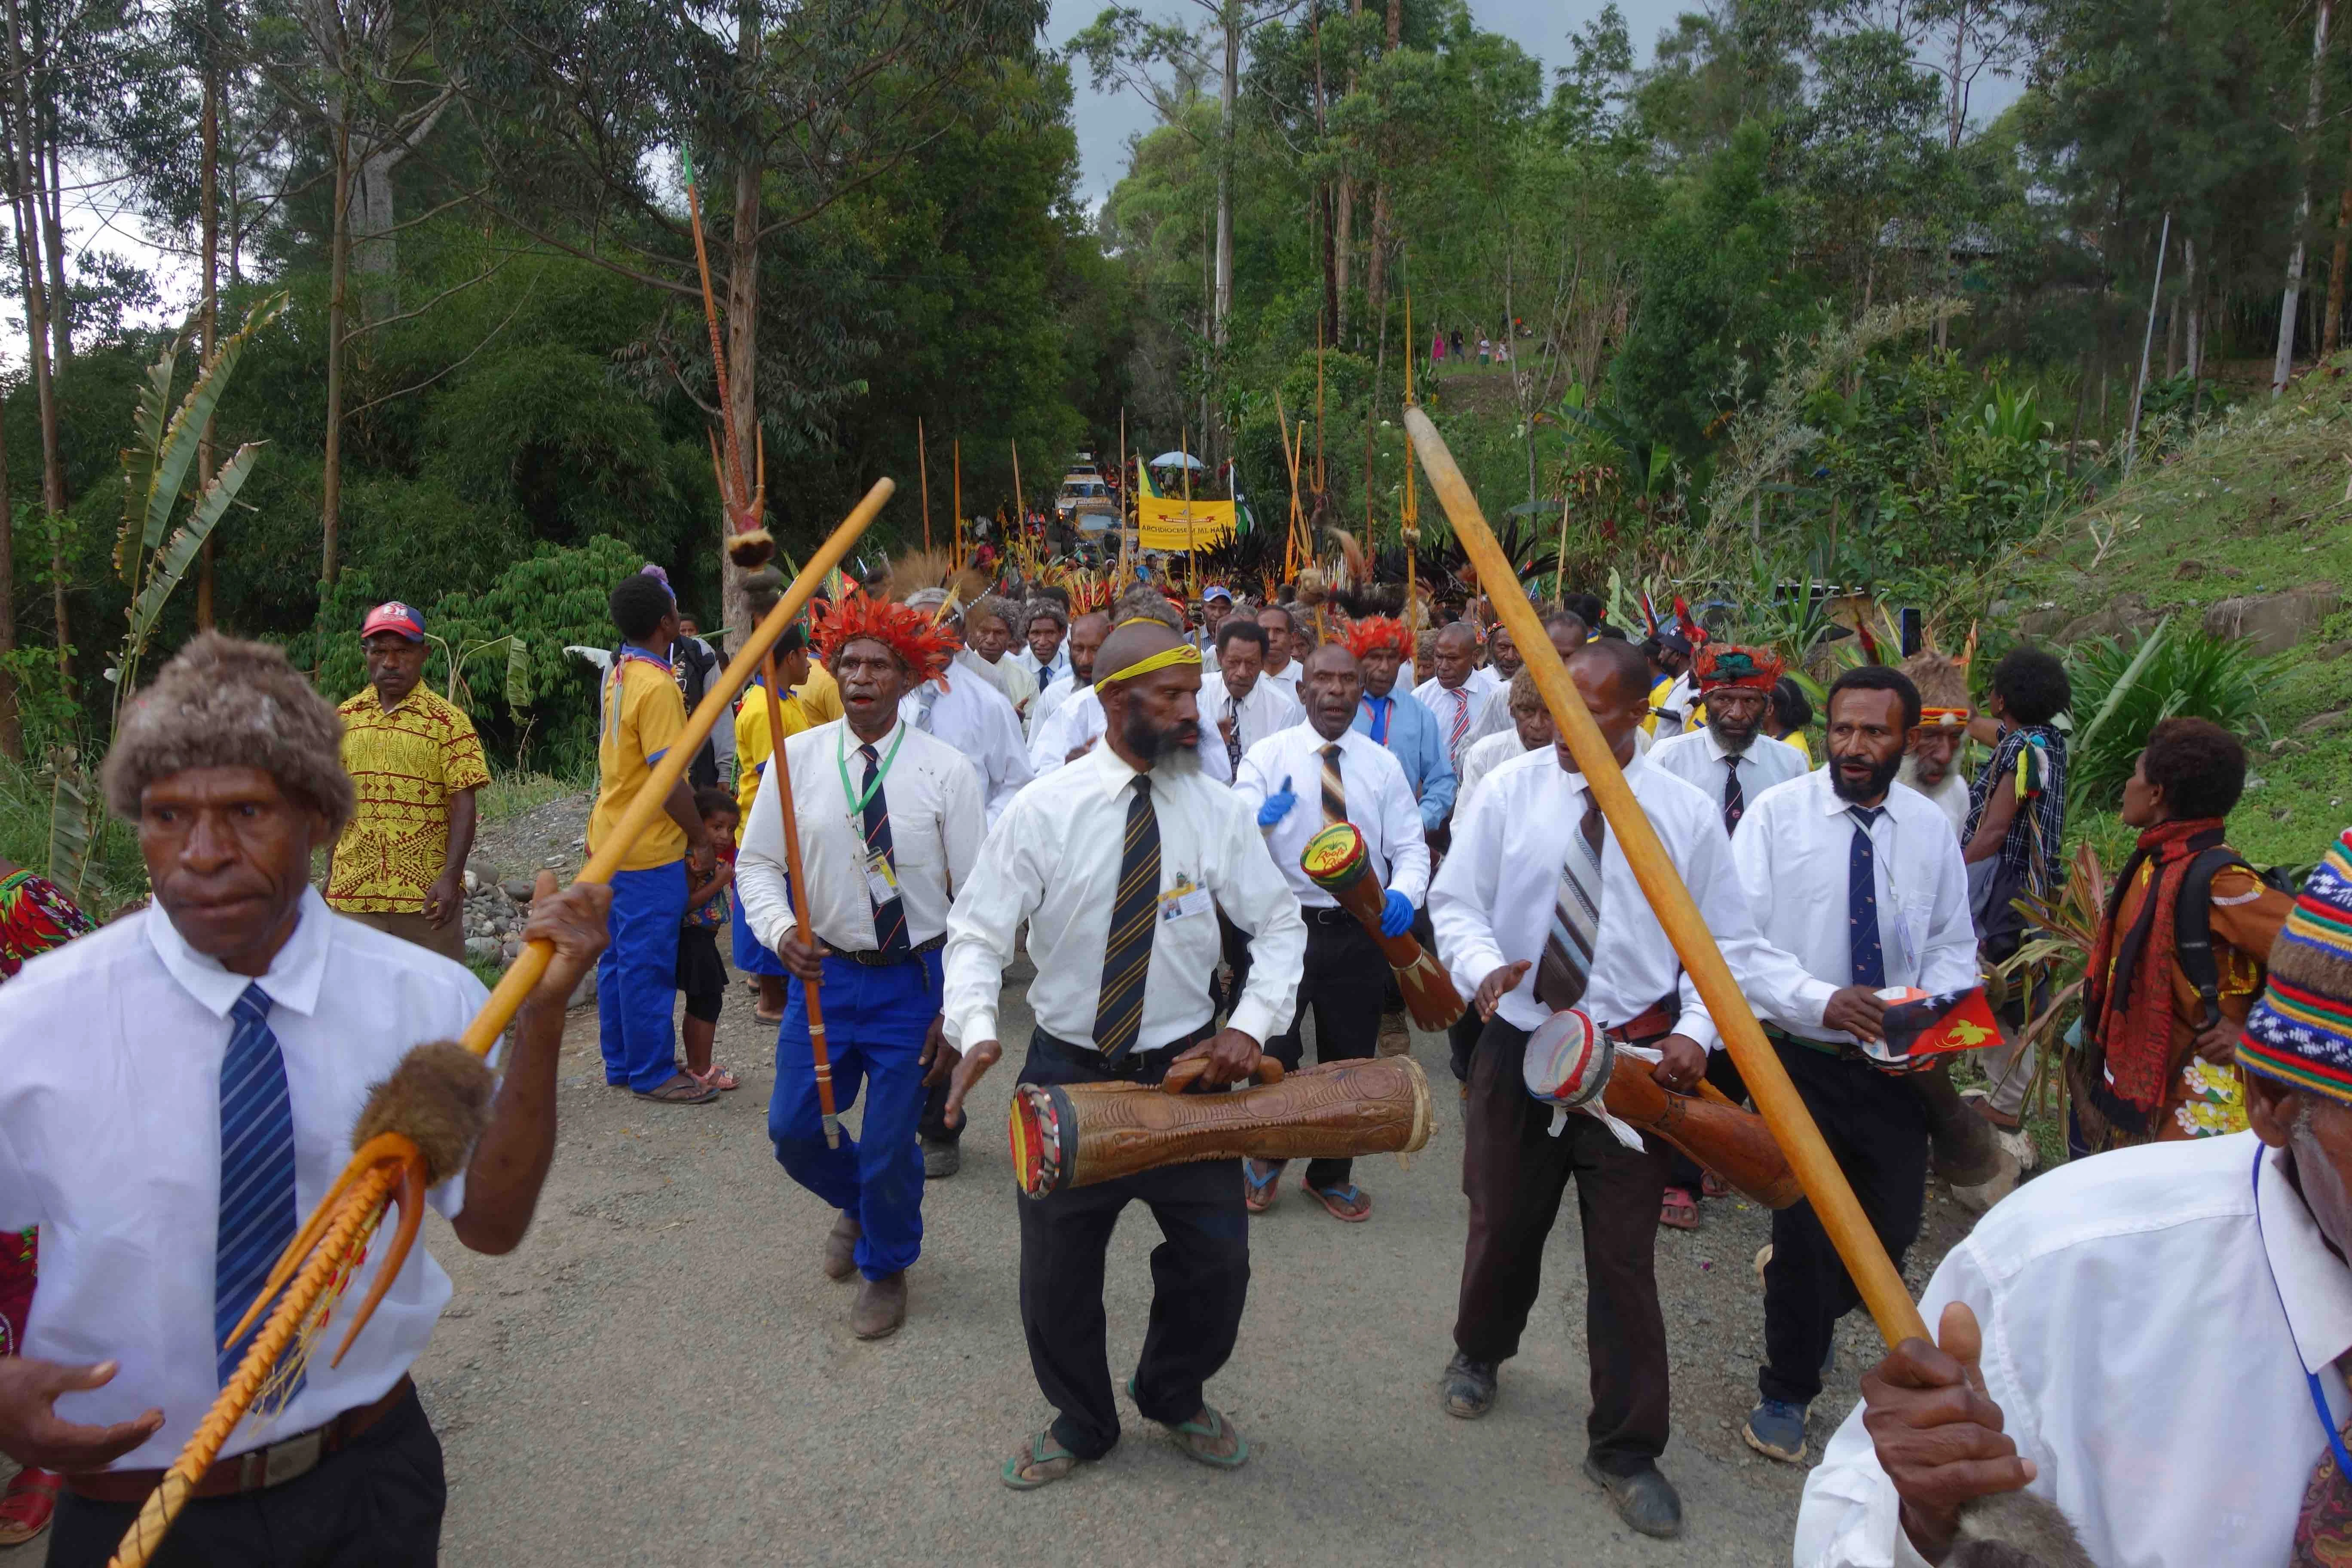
0,634,611,1566
956,591,1039,729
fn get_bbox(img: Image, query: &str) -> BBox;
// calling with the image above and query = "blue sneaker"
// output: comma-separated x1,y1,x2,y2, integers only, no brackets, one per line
1743,1398,1809,1464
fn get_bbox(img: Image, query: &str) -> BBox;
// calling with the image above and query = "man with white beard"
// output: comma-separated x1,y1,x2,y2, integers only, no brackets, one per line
1646,644,1810,839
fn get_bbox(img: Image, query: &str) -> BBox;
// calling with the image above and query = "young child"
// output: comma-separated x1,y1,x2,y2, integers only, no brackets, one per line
678,787,741,1092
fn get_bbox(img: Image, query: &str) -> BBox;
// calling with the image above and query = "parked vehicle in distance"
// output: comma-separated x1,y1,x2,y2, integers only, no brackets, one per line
1058,474,1118,529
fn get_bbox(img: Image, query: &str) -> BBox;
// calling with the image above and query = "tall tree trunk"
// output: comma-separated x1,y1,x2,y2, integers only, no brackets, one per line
1364,0,1400,322
0,376,15,761
196,52,221,631
39,127,65,365
3,0,65,676
720,0,764,652
2275,0,2333,397
2181,235,2201,381
1213,1,1234,349
320,109,353,597
2328,164,2352,357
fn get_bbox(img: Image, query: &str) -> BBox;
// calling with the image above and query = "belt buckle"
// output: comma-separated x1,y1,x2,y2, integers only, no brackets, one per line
262,1428,324,1488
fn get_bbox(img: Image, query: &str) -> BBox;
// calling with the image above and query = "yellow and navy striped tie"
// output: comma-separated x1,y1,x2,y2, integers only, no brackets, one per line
1095,775,1161,1063
1319,742,1348,825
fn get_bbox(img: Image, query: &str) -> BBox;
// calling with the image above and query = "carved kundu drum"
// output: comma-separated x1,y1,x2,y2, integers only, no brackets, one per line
1298,822,1466,1030
1009,1056,1436,1199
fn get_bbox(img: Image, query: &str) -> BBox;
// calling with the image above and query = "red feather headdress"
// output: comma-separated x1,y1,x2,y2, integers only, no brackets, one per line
1343,616,1414,659
815,593,958,682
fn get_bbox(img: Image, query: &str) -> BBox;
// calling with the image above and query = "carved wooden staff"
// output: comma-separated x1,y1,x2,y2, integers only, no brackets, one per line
107,481,896,1568
1402,406,1929,1351
758,649,840,1147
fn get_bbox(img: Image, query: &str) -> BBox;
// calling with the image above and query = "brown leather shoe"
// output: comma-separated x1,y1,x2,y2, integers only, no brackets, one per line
852,1271,907,1339
823,1212,861,1281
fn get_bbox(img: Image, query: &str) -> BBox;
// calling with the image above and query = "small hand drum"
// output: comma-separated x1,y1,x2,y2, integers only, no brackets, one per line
1523,1007,1613,1110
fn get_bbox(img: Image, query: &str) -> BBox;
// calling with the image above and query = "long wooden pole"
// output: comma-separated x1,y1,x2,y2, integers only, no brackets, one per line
952,440,963,570
918,418,931,554
1403,407,1927,1351
760,653,839,1145
1402,287,1417,630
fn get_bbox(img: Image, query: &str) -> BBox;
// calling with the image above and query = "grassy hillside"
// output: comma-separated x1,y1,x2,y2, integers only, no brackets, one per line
2002,357,2352,870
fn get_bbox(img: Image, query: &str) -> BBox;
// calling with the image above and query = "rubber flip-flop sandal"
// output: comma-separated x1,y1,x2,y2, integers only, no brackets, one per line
755,1008,784,1025
634,1074,719,1105
1700,1171,1732,1200
1243,1160,1281,1213
1660,1188,1700,1230
1001,1430,1085,1491
1305,1181,1371,1222
1167,1406,1250,1470
689,1064,741,1092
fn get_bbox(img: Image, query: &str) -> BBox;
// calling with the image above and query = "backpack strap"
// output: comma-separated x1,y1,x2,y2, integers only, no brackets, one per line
2174,846,2251,1032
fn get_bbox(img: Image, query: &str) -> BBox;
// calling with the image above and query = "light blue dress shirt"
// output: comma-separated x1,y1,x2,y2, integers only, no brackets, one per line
1351,688,1457,831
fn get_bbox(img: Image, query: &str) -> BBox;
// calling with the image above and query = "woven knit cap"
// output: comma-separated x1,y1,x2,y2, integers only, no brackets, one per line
2240,827,2352,1106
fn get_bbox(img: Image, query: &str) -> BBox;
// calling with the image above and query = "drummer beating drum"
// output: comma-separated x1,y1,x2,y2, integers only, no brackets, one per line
937,618,1307,1491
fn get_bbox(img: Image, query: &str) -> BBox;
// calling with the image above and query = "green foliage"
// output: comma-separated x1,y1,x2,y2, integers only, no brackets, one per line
2063,622,2281,811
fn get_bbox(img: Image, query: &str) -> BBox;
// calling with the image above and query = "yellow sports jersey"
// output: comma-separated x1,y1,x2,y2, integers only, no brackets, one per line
1643,674,1673,736
795,659,844,725
733,677,814,840
589,652,688,870
1782,727,1813,764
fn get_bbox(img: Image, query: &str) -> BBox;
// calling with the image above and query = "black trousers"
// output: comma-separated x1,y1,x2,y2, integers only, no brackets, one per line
1665,1050,1752,1193
1758,1037,1929,1407
1263,913,1387,1189
1217,909,1254,1020
50,1386,444,1568
1455,1015,1673,1478
1017,1031,1250,1461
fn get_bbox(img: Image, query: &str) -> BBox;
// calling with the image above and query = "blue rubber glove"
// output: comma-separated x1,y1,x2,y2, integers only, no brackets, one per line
1379,888,1415,938
1257,774,1297,830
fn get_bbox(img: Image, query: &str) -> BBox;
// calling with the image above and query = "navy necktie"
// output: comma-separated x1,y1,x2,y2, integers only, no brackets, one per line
1847,806,1886,989
861,743,910,959
216,983,303,1393
1721,754,1745,836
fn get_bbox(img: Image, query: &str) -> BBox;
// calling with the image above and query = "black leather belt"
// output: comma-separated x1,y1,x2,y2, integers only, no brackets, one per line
1304,905,1358,927
1033,1024,1213,1081
841,934,945,967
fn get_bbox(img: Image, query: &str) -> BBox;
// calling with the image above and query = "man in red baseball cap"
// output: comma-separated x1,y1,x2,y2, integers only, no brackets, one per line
322,601,490,962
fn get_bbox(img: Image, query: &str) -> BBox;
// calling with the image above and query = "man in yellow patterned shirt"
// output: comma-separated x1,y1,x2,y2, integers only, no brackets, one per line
324,601,490,962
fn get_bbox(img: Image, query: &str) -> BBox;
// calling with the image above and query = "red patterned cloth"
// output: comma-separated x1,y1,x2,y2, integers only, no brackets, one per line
2293,1436,2352,1566
0,867,92,1354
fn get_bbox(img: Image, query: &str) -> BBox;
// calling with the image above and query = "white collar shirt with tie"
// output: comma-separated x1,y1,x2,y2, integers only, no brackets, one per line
943,741,1307,1054
1232,722,1430,910
1027,643,1072,691
0,889,489,1469
735,717,989,955
1430,747,1789,1040
1730,767,1979,1044
1646,724,1810,828
901,668,1034,826
1207,675,1304,782
1412,674,1487,773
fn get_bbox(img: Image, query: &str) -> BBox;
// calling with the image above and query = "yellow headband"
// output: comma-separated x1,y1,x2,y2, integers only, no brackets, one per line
1096,640,1202,686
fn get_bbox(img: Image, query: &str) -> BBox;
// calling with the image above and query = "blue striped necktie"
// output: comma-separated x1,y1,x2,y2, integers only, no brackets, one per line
1847,806,1887,989
216,983,303,1393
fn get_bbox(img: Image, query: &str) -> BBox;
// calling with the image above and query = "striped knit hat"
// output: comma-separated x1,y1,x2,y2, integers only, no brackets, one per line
2240,827,2352,1105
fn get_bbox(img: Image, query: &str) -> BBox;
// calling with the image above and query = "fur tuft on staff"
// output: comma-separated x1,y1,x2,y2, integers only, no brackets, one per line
349,1042,493,1184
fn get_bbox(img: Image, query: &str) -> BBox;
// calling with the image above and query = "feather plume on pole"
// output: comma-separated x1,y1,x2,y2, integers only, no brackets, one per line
681,149,772,572
104,482,896,1568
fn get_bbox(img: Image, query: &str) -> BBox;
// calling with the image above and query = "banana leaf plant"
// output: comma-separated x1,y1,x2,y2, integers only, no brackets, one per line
108,293,285,735
1987,838,2113,1126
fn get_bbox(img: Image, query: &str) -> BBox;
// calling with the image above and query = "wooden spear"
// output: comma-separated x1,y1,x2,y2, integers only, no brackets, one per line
1402,287,1418,630
108,480,897,1568
1402,407,1928,1351
759,652,839,1145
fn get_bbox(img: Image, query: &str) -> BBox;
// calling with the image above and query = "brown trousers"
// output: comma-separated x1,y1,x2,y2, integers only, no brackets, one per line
345,907,468,965
1454,1013,1672,1477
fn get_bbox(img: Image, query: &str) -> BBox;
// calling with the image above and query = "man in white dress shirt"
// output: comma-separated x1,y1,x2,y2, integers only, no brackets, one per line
1445,669,1555,1083
738,599,987,1338
1429,637,1781,1541
1256,603,1304,701
1030,594,1188,778
1025,611,1106,769
939,619,1305,1490
1798,842,2352,1566
1412,622,1492,781
1645,643,1809,1229
1727,665,1978,1469
1021,600,1073,694
1205,619,1304,780
1234,643,1427,1222
900,590,1033,824
1646,643,1810,837
0,635,608,1567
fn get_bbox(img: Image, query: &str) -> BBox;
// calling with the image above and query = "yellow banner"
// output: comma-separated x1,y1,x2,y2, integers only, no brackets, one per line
1137,494,1234,551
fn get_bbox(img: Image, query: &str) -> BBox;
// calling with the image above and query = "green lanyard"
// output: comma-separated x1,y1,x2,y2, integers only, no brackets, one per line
836,722,908,818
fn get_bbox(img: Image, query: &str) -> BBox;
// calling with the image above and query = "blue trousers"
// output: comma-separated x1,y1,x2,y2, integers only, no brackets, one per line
596,862,688,1092
768,949,943,1280
730,913,786,977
